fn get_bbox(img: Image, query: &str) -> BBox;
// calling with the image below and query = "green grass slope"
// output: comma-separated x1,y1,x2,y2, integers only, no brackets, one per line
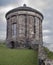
0,44,38,65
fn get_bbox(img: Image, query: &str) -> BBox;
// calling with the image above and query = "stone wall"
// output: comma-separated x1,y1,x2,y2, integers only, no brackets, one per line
45,59,53,65
6,10,43,48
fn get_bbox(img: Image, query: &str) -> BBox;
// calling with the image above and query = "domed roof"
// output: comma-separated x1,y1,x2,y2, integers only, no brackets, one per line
6,4,43,19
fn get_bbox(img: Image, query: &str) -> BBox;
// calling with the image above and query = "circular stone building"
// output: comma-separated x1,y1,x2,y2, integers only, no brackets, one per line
5,4,43,48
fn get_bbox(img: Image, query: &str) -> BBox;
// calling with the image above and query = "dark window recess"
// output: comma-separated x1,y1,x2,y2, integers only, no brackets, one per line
25,15,27,37
34,17,36,37
11,41,15,48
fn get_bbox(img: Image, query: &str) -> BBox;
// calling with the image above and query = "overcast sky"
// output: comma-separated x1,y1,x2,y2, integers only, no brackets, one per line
0,0,53,51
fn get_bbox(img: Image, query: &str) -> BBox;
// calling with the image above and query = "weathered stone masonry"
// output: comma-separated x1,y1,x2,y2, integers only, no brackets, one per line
5,4,43,49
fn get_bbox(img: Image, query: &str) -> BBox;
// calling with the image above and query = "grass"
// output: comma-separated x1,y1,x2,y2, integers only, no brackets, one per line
0,44,38,65
44,47,53,59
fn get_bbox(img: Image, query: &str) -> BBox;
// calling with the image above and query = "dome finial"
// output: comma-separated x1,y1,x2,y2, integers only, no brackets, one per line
23,4,26,7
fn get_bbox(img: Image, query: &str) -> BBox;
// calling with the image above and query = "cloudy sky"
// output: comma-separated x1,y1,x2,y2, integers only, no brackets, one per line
0,0,53,51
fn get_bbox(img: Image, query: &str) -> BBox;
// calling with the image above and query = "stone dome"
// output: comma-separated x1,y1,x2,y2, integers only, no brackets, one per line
6,4,43,19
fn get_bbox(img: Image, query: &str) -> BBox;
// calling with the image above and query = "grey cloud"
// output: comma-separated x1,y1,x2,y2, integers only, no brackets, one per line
0,22,6,40
42,0,53,30
43,22,53,32
0,22,6,31
43,32,53,36
0,0,22,6
43,35,53,43
43,43,53,51
0,0,15,6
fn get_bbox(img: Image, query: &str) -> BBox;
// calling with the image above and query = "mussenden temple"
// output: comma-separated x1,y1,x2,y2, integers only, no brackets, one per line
5,4,43,49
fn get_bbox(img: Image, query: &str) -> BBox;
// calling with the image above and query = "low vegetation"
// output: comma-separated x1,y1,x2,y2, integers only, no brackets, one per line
0,43,38,65
44,47,53,59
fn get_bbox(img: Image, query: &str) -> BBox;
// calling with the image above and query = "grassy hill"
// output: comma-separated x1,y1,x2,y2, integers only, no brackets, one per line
44,47,53,59
0,44,38,65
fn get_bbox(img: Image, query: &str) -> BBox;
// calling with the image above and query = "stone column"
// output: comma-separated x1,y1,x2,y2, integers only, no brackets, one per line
39,19,43,44
7,18,12,40
35,17,39,41
34,16,36,38
16,15,19,41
